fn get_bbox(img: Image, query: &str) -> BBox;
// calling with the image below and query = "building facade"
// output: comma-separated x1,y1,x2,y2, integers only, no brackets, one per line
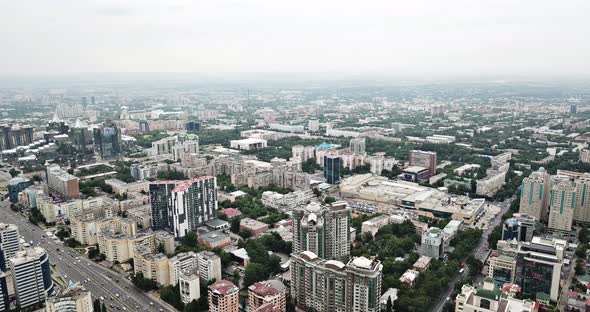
9,247,53,309
149,177,217,238
408,150,437,177
292,201,351,261
208,280,239,312
290,251,382,312
519,168,551,221
323,155,341,184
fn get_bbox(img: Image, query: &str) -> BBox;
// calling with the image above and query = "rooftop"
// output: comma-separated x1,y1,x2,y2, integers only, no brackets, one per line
209,279,238,296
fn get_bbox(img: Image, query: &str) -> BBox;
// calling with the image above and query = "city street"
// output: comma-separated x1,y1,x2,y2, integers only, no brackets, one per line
430,196,514,312
0,200,176,312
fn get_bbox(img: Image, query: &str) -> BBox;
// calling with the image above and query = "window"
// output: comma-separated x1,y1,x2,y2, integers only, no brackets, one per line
480,299,491,310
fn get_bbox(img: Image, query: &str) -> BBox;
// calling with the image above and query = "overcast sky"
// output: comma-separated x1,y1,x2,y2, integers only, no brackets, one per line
1,0,589,80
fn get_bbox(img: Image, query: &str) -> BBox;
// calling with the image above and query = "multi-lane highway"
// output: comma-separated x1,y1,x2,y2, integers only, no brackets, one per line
0,200,176,312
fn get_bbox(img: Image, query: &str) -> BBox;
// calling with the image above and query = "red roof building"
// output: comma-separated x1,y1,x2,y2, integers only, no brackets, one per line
208,280,239,312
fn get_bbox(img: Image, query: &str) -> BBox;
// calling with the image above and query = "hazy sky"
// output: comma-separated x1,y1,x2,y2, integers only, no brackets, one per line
1,0,589,79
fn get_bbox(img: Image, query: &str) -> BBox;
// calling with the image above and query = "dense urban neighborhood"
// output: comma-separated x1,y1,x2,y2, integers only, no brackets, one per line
0,81,589,312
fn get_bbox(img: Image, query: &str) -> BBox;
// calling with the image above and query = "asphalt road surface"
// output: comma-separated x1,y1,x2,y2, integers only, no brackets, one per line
0,200,176,312
430,196,514,312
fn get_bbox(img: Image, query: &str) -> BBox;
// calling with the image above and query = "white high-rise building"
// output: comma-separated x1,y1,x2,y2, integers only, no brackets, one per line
421,227,444,259
197,251,222,283
10,247,53,310
0,223,20,271
519,168,551,221
548,176,576,232
179,271,200,304
168,252,198,286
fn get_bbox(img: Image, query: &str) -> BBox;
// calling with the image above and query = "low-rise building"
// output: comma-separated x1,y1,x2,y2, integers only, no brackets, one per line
455,278,538,312
412,256,432,272
240,218,269,236
198,231,231,249
45,285,93,312
230,138,267,150
399,269,419,287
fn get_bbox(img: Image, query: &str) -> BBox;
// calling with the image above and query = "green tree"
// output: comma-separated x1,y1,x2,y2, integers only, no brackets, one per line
239,229,253,239
9,168,20,178
131,272,158,291
243,263,268,287
160,285,184,310
324,196,336,204
580,227,589,245
182,232,198,248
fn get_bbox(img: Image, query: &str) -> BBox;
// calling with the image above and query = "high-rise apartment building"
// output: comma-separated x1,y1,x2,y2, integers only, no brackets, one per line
290,251,382,312
547,176,576,232
197,251,222,284
208,280,239,312
514,237,566,301
323,155,341,184
0,223,20,271
574,173,590,224
349,137,366,155
420,227,444,259
580,149,590,164
93,120,122,160
168,252,199,286
10,247,53,309
408,150,437,177
345,256,383,312
519,168,551,221
179,271,200,304
292,201,351,261
149,177,217,238
248,280,287,312
46,164,80,199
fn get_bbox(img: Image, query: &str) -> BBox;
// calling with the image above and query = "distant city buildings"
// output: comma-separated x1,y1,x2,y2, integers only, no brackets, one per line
0,124,34,151
93,120,122,160
408,150,437,177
